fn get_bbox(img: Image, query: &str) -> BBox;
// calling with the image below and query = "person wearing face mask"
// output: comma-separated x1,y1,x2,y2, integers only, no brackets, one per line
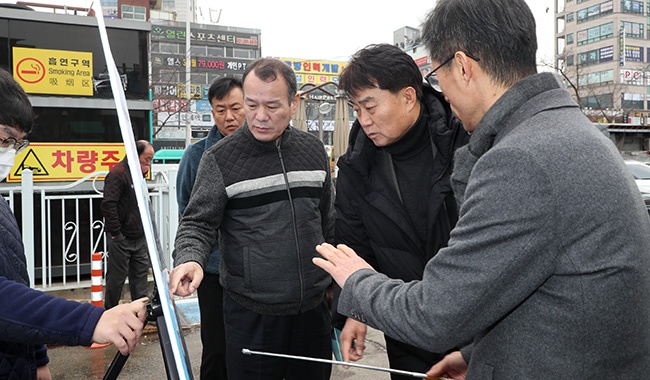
0,68,148,380
0,136,27,180
101,139,154,309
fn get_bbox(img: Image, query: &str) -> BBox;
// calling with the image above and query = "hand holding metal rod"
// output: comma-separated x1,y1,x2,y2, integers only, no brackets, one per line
242,348,456,380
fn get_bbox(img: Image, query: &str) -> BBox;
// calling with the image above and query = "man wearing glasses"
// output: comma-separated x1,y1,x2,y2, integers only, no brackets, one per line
332,43,467,379
0,130,29,180
315,0,650,379
0,68,148,380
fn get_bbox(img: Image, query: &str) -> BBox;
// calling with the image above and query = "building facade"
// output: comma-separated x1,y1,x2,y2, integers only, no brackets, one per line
0,5,152,282
555,0,650,125
0,6,151,183
149,21,261,150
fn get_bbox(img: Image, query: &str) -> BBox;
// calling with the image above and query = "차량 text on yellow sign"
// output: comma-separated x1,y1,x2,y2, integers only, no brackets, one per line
13,47,93,96
7,143,126,182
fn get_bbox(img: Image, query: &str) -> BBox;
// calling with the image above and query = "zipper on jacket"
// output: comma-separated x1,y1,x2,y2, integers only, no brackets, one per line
276,138,305,307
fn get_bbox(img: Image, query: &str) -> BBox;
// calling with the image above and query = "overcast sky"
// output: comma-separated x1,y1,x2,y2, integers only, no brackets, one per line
198,0,556,64
3,0,556,65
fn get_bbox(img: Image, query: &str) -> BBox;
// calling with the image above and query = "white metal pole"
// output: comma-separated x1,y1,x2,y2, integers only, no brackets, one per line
185,0,192,148
242,348,455,379
21,169,34,287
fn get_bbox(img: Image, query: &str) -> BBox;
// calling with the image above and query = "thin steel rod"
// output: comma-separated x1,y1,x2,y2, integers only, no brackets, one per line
242,348,454,379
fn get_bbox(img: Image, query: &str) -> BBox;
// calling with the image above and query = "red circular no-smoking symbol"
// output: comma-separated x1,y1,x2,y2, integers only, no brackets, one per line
16,58,46,84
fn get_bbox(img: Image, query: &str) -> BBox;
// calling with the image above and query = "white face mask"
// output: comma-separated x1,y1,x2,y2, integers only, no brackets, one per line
0,149,16,182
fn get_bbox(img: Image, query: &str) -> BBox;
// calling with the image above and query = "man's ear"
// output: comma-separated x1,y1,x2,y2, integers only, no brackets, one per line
291,93,300,114
456,52,475,84
402,86,418,109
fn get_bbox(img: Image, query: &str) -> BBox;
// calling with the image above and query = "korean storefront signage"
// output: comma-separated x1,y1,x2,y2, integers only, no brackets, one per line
281,58,347,85
12,47,93,96
7,143,125,182
151,26,259,47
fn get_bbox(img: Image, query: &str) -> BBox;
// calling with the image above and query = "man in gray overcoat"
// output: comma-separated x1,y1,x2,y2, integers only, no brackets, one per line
314,0,650,379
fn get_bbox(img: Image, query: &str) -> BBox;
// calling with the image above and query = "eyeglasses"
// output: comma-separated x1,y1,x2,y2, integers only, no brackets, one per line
0,136,30,153
425,53,480,93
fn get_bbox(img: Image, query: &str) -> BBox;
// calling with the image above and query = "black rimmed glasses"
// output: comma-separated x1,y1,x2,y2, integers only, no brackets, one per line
0,136,29,153
425,53,480,92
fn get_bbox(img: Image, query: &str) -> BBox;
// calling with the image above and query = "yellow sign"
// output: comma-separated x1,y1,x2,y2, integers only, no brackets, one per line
7,143,125,182
178,84,203,99
13,47,93,96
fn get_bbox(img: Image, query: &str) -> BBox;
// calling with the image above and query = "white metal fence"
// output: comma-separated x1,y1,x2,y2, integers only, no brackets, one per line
1,168,179,290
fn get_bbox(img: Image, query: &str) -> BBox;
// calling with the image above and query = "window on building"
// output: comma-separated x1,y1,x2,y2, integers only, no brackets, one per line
622,0,644,14
622,93,645,109
207,46,225,56
575,45,615,65
567,12,574,22
158,42,179,54
30,108,149,143
579,69,614,85
191,72,208,85
233,48,255,59
558,16,566,34
208,73,221,85
577,22,614,45
622,21,645,38
567,54,575,66
158,69,180,84
581,93,613,108
567,33,575,44
577,1,614,23
191,46,207,55
121,5,146,20
0,18,149,101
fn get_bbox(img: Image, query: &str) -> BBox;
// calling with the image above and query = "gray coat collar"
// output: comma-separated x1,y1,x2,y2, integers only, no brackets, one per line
451,72,579,206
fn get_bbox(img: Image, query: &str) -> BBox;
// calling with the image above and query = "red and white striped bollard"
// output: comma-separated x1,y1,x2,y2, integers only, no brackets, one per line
89,252,110,348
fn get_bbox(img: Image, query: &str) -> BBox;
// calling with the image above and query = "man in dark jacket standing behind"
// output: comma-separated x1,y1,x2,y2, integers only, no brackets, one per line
334,43,467,379
101,140,154,309
176,77,245,380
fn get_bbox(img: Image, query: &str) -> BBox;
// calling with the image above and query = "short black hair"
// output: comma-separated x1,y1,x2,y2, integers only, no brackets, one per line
421,0,537,87
208,77,243,104
243,58,297,104
339,43,423,100
0,68,35,134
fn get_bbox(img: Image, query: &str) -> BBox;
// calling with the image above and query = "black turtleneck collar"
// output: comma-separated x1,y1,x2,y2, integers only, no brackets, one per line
382,106,430,159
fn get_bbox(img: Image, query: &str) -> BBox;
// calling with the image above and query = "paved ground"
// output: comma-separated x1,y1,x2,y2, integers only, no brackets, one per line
45,295,393,380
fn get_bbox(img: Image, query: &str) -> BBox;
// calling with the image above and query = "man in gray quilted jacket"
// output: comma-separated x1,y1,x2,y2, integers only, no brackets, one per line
171,58,335,380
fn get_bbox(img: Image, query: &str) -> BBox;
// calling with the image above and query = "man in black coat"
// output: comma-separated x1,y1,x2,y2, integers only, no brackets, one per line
334,43,467,379
101,140,154,309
